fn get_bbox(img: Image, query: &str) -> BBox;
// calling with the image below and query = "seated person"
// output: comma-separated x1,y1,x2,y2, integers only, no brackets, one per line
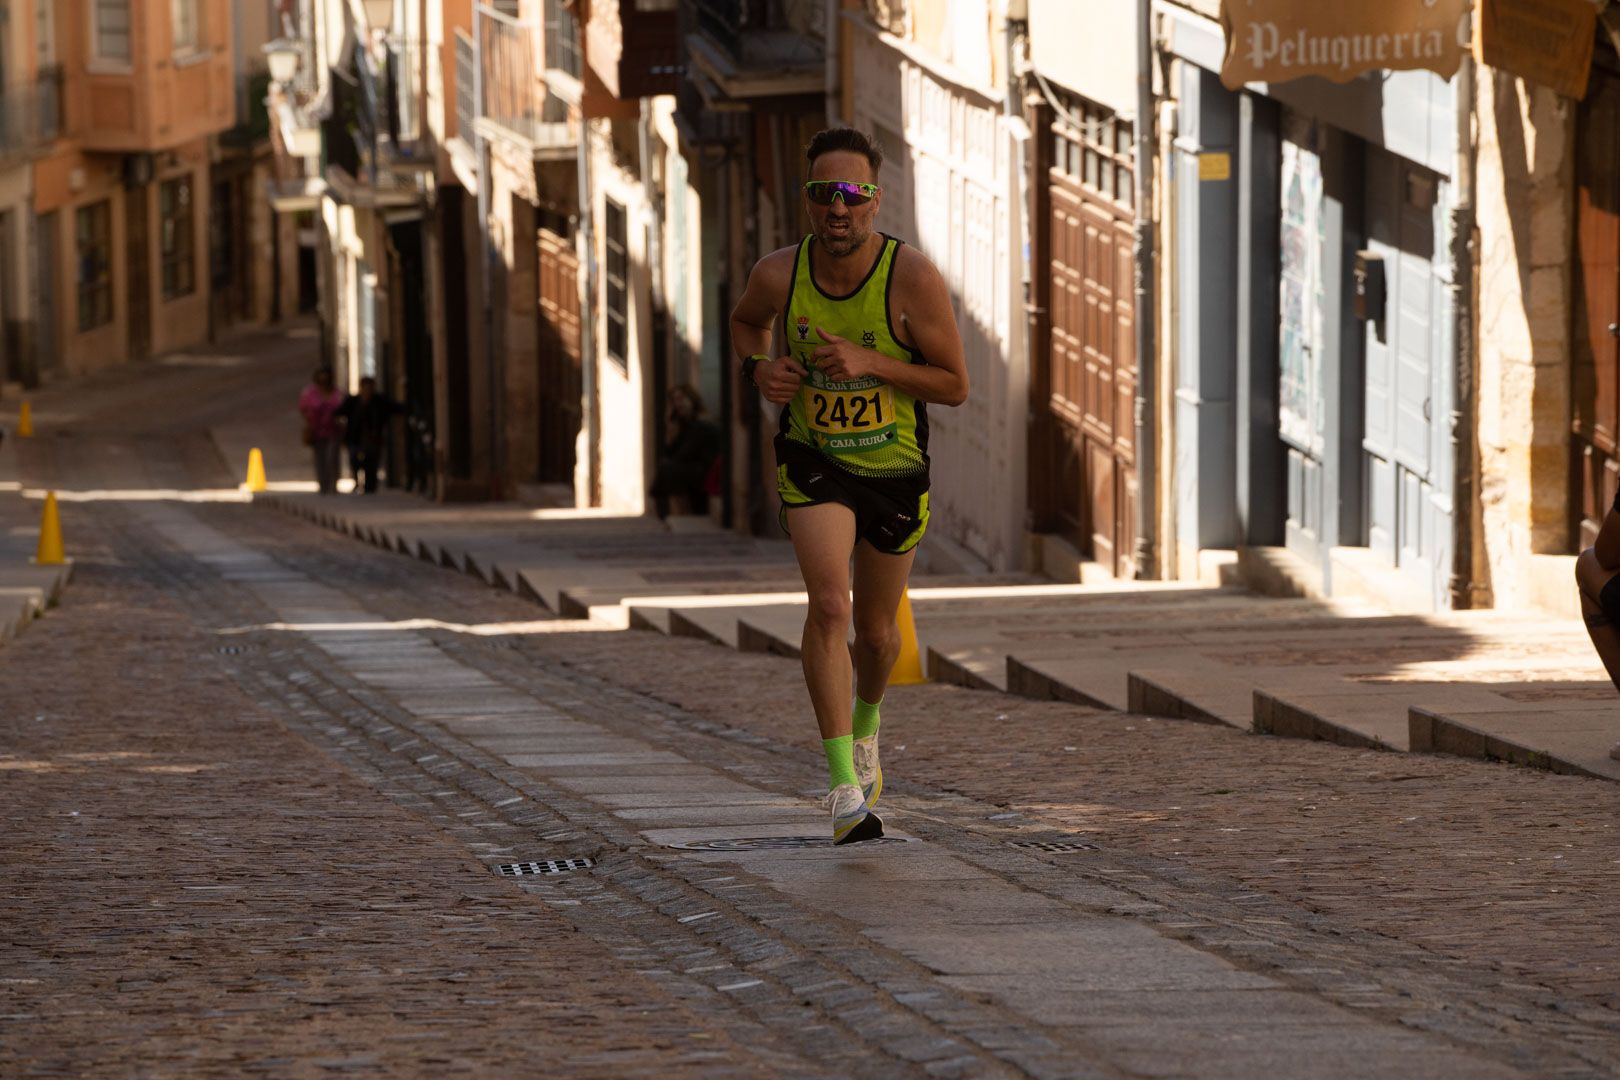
649,384,721,521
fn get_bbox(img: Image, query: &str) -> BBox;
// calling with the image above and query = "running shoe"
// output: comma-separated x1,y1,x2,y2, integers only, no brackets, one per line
825,782,884,845
853,731,882,807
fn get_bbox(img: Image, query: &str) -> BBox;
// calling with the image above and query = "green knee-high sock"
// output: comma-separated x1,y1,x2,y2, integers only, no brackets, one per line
852,695,882,741
823,734,858,790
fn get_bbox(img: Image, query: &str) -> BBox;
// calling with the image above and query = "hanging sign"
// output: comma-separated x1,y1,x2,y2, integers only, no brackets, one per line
1219,0,1473,90
1476,0,1598,100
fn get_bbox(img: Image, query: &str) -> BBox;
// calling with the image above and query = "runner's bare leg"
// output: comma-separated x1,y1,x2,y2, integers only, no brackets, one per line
1576,548,1620,692
788,502,860,740
851,541,917,704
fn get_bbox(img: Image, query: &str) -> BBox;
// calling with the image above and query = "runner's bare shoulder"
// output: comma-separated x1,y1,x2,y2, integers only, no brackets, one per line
752,244,798,296
888,242,952,347
736,245,800,319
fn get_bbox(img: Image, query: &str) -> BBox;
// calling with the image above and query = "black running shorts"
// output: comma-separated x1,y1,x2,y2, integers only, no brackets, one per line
774,435,929,556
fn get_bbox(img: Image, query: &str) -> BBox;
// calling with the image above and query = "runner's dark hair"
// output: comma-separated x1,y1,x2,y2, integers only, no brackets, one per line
805,127,883,176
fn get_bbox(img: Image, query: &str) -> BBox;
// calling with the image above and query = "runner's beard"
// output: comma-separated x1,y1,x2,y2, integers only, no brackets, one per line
815,218,870,258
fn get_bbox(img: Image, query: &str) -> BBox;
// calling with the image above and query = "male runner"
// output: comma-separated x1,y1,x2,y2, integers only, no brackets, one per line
729,127,969,844
1576,492,1620,759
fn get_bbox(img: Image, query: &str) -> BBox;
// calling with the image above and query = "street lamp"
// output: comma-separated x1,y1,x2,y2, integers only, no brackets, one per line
264,38,301,86
360,0,395,34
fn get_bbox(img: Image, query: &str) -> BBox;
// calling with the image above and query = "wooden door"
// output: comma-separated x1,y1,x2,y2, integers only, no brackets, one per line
127,186,151,361
537,216,582,485
1573,60,1620,548
1278,115,1329,563
1029,92,1137,577
34,210,57,377
1362,145,1449,607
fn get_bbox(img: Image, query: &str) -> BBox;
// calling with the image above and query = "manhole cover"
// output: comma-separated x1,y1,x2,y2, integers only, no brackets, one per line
1011,840,1098,853
668,836,914,851
497,858,595,877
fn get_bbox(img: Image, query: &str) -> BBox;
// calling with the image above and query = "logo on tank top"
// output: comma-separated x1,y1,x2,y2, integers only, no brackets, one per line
861,331,876,348
796,315,810,340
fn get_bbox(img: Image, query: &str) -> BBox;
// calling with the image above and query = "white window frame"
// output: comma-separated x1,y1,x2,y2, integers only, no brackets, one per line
89,0,133,69
171,0,205,60
37,0,57,67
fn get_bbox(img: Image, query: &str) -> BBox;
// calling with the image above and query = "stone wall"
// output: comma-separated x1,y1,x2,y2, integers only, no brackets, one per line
1473,71,1573,610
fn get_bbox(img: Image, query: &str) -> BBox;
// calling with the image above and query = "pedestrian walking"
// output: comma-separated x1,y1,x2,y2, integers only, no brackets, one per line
730,126,969,844
337,376,399,495
298,367,345,496
649,384,722,521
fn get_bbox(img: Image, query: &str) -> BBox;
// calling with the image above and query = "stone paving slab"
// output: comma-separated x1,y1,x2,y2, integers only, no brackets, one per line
256,488,1620,785
0,433,72,645
1410,705,1620,781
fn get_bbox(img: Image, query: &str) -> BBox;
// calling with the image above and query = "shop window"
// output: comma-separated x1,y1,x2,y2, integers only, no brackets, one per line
160,175,196,300
76,201,113,332
604,198,628,369
93,0,132,63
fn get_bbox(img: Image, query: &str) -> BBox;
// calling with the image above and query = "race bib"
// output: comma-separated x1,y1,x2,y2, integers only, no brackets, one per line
802,380,898,455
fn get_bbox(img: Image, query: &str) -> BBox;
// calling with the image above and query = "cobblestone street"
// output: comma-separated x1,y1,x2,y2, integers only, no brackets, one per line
3,338,1620,1076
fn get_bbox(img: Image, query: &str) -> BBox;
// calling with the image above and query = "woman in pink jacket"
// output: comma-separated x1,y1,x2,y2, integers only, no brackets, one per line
298,367,346,495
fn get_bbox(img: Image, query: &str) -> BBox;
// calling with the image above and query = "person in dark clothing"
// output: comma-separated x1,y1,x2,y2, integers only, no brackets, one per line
338,376,399,495
649,384,722,521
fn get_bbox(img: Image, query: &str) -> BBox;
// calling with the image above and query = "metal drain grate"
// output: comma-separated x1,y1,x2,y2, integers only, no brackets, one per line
1011,840,1097,853
668,836,913,852
216,645,253,655
497,858,595,877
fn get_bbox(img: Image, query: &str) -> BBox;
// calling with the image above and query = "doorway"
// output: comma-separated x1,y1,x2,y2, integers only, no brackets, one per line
1573,54,1620,548
127,186,152,362
1028,89,1138,577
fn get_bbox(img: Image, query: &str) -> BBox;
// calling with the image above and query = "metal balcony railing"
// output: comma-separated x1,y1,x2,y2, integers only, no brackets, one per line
323,67,364,179
477,5,577,154
0,66,62,162
544,0,582,79
454,28,476,143
688,0,823,69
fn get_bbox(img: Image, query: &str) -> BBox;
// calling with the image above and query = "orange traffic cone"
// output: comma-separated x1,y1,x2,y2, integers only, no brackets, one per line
34,492,64,565
244,448,268,492
16,399,32,437
888,589,927,685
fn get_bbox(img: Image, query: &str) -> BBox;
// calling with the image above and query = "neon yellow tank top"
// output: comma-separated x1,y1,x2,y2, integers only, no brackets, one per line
780,233,928,478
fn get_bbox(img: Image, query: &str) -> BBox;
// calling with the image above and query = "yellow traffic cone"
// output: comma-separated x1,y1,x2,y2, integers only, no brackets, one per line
34,492,64,565
16,399,32,437
888,589,928,686
244,447,268,492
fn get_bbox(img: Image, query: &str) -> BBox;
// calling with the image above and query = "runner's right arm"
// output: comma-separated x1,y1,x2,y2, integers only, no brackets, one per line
730,248,805,405
1598,491,1620,570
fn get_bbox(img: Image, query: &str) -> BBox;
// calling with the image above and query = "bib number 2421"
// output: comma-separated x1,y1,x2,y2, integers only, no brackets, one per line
810,386,892,433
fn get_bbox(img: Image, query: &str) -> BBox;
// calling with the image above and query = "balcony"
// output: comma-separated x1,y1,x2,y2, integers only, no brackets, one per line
268,24,322,159
683,0,824,99
0,66,63,165
474,6,578,163
321,55,422,209
586,0,682,100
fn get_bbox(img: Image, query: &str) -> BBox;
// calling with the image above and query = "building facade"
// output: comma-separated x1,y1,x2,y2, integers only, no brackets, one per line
0,0,61,390
264,0,1620,629
34,0,237,377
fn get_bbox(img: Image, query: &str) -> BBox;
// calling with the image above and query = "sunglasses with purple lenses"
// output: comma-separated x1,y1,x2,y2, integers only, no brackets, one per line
804,180,881,207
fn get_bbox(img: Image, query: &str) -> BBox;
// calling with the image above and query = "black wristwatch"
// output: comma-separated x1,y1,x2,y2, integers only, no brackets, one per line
740,354,769,385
